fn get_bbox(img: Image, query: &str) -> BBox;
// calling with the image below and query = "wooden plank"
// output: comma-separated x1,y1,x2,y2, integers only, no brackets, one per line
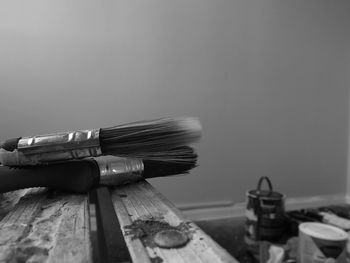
110,180,239,263
0,189,31,221
0,188,47,262
0,188,92,263
112,188,153,263
47,193,92,263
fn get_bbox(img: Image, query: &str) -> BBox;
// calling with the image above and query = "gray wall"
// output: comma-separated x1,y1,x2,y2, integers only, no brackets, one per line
1,1,350,207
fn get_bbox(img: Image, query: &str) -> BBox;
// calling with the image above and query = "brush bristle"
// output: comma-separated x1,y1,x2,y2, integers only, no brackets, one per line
142,146,198,178
100,117,201,160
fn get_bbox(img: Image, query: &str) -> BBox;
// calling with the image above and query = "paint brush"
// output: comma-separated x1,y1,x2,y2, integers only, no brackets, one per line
0,146,197,194
0,117,201,166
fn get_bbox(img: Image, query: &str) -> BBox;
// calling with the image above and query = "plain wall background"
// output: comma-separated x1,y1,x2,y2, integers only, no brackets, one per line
1,1,350,207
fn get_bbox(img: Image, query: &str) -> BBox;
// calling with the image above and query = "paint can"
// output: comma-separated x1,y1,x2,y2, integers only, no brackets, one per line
298,222,348,263
245,176,286,242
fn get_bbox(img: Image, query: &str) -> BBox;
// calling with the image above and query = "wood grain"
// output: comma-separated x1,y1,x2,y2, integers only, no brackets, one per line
111,180,239,263
0,188,92,263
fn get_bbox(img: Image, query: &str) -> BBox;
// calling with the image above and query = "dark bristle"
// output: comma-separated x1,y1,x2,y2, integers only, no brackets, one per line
142,146,198,178
100,117,201,160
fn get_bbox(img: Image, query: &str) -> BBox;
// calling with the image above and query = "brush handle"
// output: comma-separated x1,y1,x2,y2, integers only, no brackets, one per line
0,130,102,166
0,160,100,194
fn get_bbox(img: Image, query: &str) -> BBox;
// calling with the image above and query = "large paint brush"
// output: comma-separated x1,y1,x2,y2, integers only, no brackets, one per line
0,117,201,166
0,146,197,194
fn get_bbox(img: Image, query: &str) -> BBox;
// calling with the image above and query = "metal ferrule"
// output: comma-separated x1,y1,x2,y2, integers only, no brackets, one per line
95,156,144,186
16,129,102,164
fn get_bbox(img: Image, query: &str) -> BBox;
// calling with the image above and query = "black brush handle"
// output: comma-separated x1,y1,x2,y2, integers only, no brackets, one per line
0,137,21,151
0,160,100,194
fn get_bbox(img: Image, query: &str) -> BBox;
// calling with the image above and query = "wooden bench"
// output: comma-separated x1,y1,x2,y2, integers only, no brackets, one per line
0,181,239,263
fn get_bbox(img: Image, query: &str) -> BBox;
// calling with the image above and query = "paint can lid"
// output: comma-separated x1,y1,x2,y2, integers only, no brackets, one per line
299,222,348,241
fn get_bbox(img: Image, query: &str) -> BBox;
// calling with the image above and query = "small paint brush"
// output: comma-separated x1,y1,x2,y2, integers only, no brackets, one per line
0,117,201,166
0,146,197,194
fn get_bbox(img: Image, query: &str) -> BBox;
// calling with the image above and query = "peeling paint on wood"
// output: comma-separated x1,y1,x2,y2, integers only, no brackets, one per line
111,180,239,263
0,188,92,263
0,189,31,221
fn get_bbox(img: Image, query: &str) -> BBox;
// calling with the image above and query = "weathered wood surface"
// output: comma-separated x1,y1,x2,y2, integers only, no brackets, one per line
0,188,92,263
111,180,239,263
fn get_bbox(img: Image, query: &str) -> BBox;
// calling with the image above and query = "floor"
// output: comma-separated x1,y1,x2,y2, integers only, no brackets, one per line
195,204,350,262
195,217,257,262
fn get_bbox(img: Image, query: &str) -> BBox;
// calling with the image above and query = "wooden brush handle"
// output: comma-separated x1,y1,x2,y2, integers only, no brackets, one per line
0,160,100,194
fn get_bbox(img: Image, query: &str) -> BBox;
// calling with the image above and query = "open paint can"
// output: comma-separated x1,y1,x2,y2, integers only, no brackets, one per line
245,176,286,242
298,222,348,263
